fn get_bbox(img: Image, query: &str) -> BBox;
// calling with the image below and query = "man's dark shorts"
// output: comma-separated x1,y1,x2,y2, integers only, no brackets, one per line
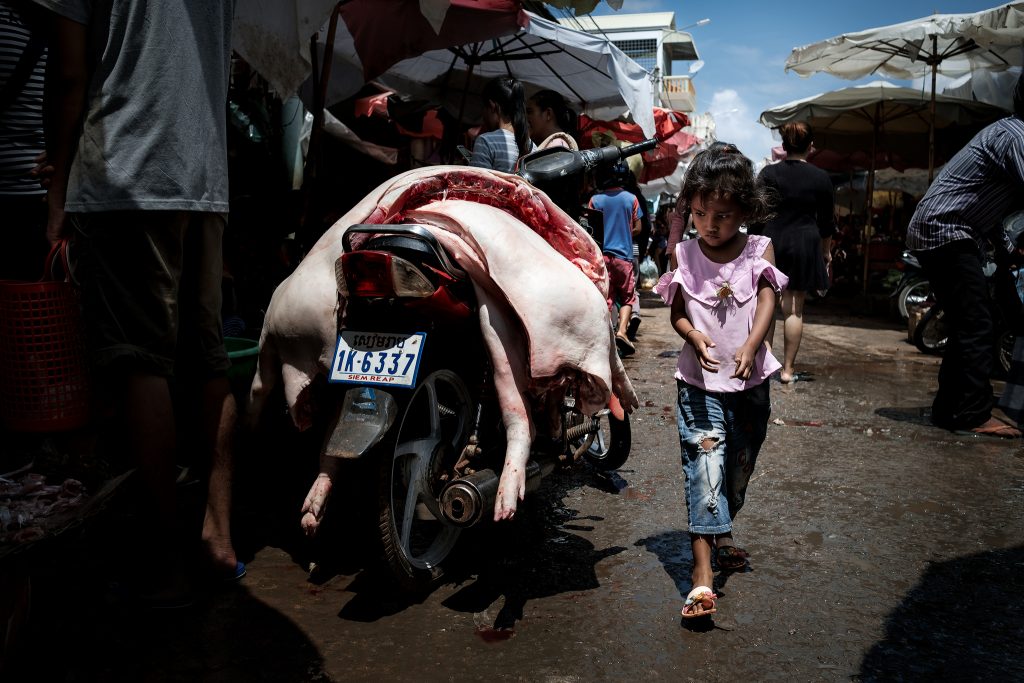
70,211,230,378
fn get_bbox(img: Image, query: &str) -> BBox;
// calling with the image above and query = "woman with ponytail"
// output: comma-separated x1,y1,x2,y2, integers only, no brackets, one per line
469,77,533,172
526,89,579,151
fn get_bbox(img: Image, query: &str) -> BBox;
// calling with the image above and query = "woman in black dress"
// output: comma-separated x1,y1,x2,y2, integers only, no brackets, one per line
756,122,835,383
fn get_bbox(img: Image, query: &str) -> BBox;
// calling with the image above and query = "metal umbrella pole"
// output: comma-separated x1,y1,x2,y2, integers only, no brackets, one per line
928,35,938,184
862,103,880,294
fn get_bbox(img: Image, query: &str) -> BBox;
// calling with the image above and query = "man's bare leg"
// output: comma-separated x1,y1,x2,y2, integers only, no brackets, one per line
201,376,238,576
616,303,633,339
124,373,189,596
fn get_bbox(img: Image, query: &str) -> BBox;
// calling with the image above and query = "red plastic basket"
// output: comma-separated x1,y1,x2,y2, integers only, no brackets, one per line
0,241,91,431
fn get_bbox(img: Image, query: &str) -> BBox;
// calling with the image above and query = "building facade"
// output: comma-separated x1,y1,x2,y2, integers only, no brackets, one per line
557,12,702,111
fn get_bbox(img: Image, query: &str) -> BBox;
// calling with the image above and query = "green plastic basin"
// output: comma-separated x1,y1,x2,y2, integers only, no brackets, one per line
225,336,259,383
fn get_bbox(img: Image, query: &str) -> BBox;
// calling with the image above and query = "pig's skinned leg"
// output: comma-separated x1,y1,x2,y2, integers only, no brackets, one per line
300,457,341,535
609,328,639,414
477,293,534,521
247,335,279,431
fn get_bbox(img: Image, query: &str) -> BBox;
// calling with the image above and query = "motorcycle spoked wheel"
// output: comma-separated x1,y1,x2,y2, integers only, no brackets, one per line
913,306,947,355
378,369,471,591
573,411,631,471
897,278,931,320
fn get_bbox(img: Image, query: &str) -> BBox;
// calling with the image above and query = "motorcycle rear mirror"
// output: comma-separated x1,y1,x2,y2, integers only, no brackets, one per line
517,147,582,186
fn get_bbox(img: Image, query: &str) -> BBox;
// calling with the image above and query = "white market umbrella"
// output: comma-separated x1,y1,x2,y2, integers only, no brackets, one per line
760,81,1007,291
785,2,1024,181
375,12,656,136
759,81,1006,173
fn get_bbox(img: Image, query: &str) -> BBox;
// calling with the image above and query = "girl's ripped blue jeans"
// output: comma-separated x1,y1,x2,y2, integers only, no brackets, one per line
676,379,771,535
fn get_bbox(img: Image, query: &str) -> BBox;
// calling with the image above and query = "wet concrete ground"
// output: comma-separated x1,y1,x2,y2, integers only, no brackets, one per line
11,291,1024,681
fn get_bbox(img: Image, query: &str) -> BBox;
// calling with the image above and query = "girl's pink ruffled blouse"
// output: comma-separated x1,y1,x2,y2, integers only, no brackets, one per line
655,234,789,392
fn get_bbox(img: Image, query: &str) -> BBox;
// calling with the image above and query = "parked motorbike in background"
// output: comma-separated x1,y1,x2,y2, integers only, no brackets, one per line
912,211,1024,377
892,249,930,320
323,140,656,589
911,256,1015,375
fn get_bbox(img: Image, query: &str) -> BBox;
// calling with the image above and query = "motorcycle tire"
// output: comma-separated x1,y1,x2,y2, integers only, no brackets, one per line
995,329,1015,379
913,305,947,355
897,278,931,320
581,412,631,471
377,369,470,592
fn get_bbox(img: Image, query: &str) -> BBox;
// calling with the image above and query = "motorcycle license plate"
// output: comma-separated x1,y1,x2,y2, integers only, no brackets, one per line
329,331,426,387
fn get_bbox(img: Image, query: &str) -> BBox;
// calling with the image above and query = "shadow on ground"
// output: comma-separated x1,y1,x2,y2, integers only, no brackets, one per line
433,468,627,632
2,490,332,681
874,406,934,427
859,545,1024,680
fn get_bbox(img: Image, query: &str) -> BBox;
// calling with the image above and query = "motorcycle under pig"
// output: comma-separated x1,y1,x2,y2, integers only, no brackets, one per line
310,140,656,590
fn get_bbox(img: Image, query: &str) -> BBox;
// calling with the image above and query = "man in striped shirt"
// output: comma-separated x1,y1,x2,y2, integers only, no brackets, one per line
906,72,1024,439
0,0,48,280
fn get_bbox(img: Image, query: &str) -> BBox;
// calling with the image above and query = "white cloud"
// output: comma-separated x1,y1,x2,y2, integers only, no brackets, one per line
708,89,777,167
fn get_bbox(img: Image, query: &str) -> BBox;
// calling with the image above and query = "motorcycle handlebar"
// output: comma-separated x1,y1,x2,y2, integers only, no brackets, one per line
620,138,659,157
579,138,659,170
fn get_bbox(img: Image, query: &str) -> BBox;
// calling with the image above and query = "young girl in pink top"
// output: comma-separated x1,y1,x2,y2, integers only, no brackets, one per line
655,145,787,620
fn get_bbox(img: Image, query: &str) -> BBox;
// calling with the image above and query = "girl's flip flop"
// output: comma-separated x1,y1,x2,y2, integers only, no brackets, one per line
681,585,717,619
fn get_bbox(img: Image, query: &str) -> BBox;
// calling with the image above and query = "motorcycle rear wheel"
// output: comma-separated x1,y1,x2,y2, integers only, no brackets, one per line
378,370,471,591
897,278,931,320
995,329,1015,378
579,412,631,471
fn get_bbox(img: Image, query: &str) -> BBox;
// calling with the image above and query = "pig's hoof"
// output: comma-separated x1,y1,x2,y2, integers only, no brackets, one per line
300,513,320,536
494,482,523,521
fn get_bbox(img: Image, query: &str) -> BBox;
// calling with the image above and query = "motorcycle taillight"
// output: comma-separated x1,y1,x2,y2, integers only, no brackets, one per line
338,251,436,298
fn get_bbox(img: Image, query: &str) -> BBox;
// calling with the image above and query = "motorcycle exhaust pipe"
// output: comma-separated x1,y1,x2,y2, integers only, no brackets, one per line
439,458,554,527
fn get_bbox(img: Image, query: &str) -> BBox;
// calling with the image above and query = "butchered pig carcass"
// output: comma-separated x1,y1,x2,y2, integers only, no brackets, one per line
249,166,638,529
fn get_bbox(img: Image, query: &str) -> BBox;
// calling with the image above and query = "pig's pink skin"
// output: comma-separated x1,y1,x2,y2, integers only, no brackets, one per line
249,167,638,525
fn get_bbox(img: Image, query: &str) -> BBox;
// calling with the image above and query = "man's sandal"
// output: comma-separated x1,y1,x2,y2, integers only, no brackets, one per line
681,586,717,619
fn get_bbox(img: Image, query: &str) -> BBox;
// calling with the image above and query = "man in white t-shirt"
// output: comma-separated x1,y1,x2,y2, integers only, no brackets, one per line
37,0,241,605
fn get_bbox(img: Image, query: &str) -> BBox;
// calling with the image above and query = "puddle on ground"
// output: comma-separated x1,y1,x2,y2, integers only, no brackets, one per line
804,531,824,547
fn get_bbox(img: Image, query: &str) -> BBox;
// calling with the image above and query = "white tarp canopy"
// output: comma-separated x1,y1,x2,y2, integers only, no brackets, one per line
233,0,338,101
375,12,655,136
233,3,655,137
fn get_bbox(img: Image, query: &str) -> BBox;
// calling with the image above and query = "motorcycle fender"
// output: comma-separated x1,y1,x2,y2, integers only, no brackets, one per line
322,387,398,459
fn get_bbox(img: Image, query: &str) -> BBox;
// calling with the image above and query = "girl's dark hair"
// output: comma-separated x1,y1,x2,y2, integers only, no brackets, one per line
779,121,813,154
529,89,579,138
482,77,532,156
680,145,773,224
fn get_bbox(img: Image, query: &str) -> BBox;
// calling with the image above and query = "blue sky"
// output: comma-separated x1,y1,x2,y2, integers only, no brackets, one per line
587,0,1005,164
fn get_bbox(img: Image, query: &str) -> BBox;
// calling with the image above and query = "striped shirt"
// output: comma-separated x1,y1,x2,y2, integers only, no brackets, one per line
0,2,46,197
906,116,1024,252
469,128,522,173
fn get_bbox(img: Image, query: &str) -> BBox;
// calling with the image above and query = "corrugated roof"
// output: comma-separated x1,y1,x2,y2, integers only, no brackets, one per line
556,12,676,32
